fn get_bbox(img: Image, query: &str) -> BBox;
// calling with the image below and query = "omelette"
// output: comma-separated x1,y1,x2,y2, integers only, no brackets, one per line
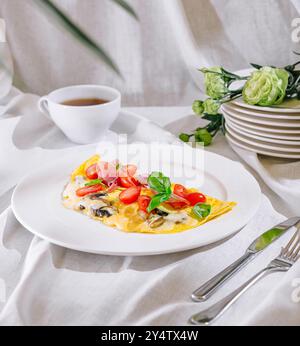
62,155,236,234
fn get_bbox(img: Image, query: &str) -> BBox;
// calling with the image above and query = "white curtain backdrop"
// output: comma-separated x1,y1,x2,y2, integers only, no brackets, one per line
0,0,300,106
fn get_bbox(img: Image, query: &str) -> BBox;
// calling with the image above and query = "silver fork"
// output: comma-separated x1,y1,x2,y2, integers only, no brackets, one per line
190,226,300,326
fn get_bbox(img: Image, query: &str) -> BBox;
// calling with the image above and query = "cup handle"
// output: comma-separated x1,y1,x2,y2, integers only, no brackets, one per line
38,96,51,120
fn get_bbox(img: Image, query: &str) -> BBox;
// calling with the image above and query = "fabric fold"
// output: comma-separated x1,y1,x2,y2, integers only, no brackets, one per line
230,145,300,215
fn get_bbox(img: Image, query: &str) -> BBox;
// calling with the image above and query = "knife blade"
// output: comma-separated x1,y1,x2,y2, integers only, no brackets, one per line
191,217,300,302
248,217,300,252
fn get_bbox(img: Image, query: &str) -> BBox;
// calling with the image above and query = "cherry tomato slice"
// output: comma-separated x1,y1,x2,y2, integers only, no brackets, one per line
186,193,207,206
76,184,104,197
166,201,189,210
86,164,98,180
173,184,189,199
119,186,141,205
138,195,151,212
119,176,139,188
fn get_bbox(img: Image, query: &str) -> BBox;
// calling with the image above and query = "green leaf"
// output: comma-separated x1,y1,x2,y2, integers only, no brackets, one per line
147,172,172,212
85,179,103,187
34,0,122,77
111,0,139,20
148,172,171,195
193,203,211,219
250,63,263,70
202,114,222,122
147,193,170,213
220,67,243,80
205,118,222,133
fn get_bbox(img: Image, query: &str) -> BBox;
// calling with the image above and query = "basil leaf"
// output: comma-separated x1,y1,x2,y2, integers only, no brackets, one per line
148,172,171,194
85,179,103,187
193,203,211,219
147,172,172,212
147,193,170,213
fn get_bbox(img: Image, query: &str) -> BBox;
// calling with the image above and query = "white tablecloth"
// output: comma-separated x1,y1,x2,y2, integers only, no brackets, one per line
0,90,300,326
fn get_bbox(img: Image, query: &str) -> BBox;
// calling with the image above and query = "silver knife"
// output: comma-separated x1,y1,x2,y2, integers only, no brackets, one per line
191,217,300,302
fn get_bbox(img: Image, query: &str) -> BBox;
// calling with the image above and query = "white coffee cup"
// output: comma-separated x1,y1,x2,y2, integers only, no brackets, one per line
38,85,121,144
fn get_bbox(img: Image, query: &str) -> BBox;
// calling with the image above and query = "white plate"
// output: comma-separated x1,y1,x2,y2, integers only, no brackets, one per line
226,123,300,152
226,132,300,159
222,103,300,120
224,113,300,134
226,121,300,145
223,108,300,128
11,145,261,256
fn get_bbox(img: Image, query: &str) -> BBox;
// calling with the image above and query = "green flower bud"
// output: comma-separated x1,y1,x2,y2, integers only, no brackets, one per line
243,67,289,106
195,129,212,146
192,100,204,115
201,67,228,100
203,98,220,115
179,133,191,143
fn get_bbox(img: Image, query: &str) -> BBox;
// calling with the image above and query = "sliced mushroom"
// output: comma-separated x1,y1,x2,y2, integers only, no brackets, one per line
89,193,108,200
91,206,117,218
155,208,169,217
76,201,88,211
149,216,165,229
138,210,148,221
90,200,109,210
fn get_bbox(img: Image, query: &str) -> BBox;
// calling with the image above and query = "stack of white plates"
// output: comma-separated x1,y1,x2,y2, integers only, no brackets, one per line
222,98,300,159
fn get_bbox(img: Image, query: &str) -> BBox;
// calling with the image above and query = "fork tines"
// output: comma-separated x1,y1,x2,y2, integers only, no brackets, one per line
280,226,300,262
